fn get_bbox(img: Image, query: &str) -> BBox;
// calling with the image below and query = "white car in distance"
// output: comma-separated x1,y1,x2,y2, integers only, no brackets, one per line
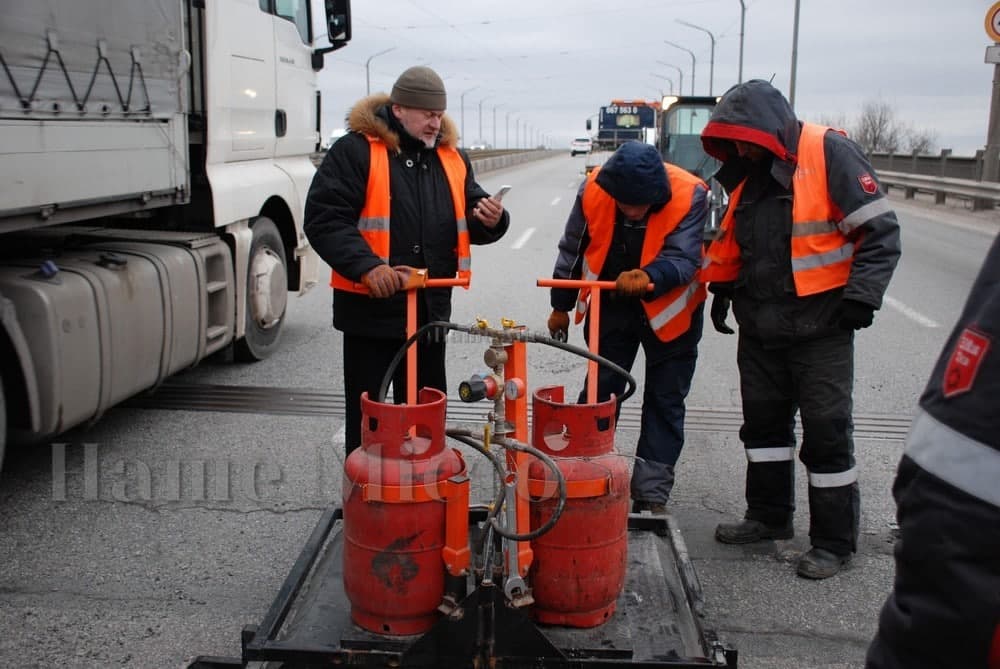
570,137,593,156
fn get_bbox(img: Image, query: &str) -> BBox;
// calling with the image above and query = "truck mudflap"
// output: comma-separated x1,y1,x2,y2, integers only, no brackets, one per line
186,507,737,668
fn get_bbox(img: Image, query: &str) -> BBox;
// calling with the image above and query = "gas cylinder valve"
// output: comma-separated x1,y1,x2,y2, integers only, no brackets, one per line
458,373,500,402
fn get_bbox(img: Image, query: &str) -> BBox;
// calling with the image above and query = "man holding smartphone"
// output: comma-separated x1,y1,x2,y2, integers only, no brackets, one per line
305,65,510,456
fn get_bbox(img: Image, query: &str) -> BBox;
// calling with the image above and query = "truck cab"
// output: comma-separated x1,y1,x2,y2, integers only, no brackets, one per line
658,95,724,239
0,0,351,466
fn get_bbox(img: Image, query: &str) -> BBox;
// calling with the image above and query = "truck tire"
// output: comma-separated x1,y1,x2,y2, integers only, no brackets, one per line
0,369,6,477
234,217,288,362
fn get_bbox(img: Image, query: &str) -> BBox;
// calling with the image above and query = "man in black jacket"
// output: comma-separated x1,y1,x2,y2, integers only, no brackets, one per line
304,66,509,455
700,80,901,579
866,234,1000,669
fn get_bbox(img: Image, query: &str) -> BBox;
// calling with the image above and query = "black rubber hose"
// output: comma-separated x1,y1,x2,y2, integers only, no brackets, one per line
446,429,507,524
377,320,638,407
376,321,460,403
485,436,566,542
447,428,567,543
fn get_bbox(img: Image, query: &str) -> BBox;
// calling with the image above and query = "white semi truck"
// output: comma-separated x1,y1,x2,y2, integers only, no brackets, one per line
0,0,351,468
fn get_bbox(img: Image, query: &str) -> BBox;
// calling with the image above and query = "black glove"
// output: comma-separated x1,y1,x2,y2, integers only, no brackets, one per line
547,310,570,341
710,294,735,335
835,299,875,330
708,281,735,299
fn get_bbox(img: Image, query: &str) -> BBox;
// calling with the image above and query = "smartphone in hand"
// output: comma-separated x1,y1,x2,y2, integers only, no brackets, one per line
494,185,512,202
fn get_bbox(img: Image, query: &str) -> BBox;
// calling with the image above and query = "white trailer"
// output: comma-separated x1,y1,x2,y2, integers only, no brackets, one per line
0,0,351,466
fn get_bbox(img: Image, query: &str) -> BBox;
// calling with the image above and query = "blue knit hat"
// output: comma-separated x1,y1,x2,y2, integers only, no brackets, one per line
594,141,670,206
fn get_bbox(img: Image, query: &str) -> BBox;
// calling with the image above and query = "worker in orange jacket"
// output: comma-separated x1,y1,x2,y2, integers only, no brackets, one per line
700,80,901,579
304,66,509,455
548,141,709,512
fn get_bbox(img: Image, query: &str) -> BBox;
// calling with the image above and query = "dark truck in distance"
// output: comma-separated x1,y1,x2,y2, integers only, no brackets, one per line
657,95,725,239
587,99,658,151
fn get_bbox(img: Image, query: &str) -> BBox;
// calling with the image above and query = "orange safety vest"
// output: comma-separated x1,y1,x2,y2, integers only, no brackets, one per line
330,136,470,293
702,123,857,296
576,163,707,343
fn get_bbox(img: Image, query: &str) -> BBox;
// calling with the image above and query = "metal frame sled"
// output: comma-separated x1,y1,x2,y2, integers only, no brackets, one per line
186,506,737,668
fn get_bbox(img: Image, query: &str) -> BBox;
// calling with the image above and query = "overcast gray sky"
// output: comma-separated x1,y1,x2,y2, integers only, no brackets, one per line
317,0,995,155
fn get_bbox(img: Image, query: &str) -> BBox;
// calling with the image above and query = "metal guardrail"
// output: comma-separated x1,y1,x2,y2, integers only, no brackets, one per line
879,170,1000,211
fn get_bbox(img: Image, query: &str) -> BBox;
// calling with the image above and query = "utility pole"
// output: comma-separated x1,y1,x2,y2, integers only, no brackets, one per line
982,5,1000,187
477,96,492,145
459,86,478,148
492,103,504,149
737,0,746,84
789,0,800,107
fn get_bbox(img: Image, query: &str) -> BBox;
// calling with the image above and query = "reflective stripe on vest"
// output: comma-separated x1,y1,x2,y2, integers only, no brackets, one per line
576,163,707,343
702,123,856,296
905,408,1000,508
330,138,470,292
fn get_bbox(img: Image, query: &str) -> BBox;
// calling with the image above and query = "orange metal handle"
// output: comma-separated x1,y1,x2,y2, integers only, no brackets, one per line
536,278,654,291
351,275,470,293
537,277,651,404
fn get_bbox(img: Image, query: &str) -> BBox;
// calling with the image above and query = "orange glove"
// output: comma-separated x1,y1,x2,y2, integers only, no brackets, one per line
393,265,428,291
361,264,401,298
547,310,570,341
615,269,651,297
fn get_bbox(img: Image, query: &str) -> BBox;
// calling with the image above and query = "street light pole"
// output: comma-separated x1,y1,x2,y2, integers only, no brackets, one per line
492,103,504,149
737,0,746,84
789,0,801,107
677,20,716,95
477,96,492,145
656,61,684,98
365,47,396,95
664,40,696,95
651,73,674,95
459,86,478,148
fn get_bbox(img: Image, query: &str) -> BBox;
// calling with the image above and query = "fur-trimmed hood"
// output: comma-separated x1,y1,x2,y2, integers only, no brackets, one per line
346,93,459,153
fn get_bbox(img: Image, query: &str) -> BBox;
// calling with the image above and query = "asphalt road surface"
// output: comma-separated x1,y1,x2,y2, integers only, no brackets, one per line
0,154,996,668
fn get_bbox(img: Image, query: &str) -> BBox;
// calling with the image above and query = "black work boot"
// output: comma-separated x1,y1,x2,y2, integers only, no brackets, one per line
714,518,793,544
631,500,667,515
796,547,851,579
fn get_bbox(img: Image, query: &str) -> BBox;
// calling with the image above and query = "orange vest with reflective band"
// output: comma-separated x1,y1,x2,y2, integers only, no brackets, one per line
577,163,707,343
702,123,856,296
330,136,470,293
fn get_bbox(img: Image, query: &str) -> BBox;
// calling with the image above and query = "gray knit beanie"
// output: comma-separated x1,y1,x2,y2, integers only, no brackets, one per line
389,66,447,111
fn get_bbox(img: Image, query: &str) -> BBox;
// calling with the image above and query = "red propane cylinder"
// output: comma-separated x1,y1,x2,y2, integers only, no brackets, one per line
342,387,465,635
527,385,630,627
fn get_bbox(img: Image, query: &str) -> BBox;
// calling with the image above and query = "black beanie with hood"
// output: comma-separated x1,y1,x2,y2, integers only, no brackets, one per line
594,141,671,207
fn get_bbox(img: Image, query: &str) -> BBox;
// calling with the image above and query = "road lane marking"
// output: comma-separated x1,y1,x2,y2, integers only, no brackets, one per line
512,227,536,249
883,295,940,328
550,197,561,206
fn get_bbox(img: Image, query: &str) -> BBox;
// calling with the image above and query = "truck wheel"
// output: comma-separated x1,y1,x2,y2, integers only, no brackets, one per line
0,369,6,477
234,217,288,362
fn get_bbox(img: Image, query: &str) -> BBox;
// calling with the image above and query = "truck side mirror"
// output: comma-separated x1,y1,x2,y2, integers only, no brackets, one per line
312,0,352,71
585,119,591,131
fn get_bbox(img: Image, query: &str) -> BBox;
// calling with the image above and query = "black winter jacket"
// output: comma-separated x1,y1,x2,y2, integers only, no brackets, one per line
701,79,901,344
304,95,509,338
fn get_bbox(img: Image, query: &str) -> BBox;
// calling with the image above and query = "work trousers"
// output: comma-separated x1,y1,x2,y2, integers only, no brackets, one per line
342,333,447,455
579,299,703,505
737,329,860,555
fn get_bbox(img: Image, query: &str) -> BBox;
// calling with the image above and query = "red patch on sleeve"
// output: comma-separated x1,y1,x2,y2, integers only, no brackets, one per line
942,328,991,398
858,173,878,195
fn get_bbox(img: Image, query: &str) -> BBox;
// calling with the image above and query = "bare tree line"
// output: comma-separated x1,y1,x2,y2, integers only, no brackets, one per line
812,100,938,156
